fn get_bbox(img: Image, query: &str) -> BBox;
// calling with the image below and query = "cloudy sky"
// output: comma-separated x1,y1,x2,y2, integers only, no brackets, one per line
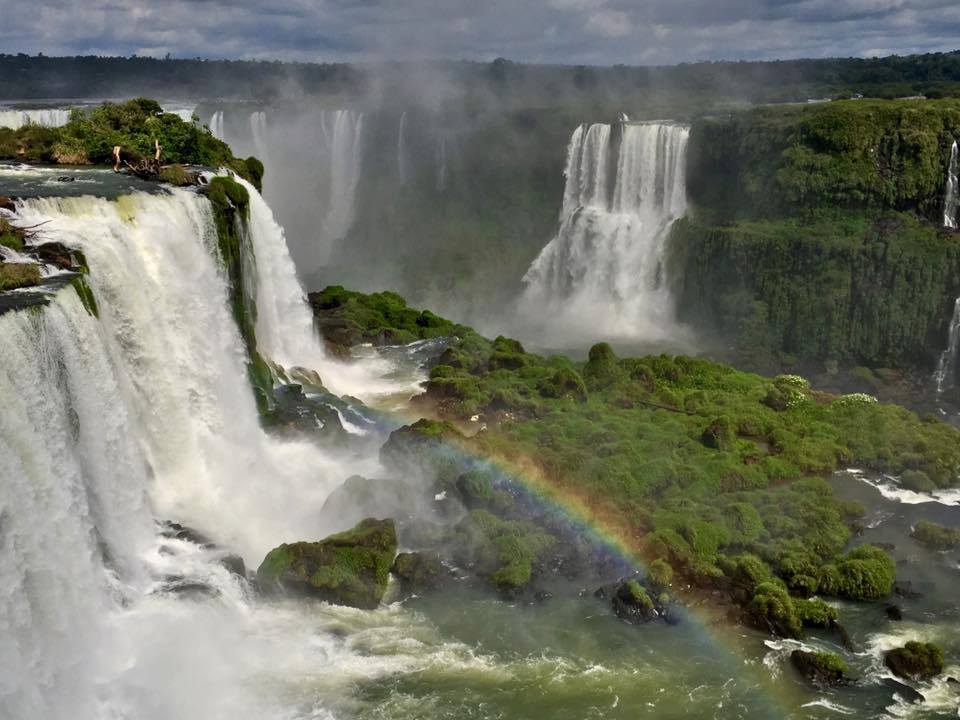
1,0,958,65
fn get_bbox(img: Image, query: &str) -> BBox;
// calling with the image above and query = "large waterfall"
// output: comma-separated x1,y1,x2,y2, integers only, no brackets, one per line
945,140,959,229
520,121,690,344
0,107,71,129
0,186,406,719
934,297,960,394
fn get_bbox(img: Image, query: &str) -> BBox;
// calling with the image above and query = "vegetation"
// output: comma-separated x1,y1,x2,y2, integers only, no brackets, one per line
322,290,960,626
256,518,397,609
911,520,960,550
791,650,849,687
0,262,40,291
884,641,945,681
0,97,262,187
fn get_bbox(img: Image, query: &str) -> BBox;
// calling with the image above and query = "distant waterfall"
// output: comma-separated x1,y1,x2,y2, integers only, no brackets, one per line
0,107,71,129
250,111,268,160
316,109,365,264
945,141,959,229
521,121,690,343
209,110,225,139
934,297,960,394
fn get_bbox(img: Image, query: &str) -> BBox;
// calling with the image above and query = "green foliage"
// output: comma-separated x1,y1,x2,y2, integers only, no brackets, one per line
0,98,241,169
749,581,802,637
647,558,674,590
0,219,24,253
884,641,945,680
817,545,896,600
791,650,849,686
158,163,194,186
911,520,960,550
794,597,838,627
0,263,40,291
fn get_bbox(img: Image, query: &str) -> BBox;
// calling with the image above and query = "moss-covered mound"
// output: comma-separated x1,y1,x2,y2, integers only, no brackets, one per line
0,97,262,188
309,285,470,352
791,650,849,687
391,552,448,593
257,518,397,609
884,641,945,681
911,520,960,550
0,262,40,292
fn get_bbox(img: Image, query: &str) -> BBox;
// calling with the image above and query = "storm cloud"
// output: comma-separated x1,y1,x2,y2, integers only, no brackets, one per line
0,0,958,64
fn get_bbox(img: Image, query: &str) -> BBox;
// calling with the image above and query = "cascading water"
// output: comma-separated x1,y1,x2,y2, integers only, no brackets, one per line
520,121,690,344
934,297,960,394
209,110,225,140
0,186,413,719
0,107,71,129
945,140,959,230
317,109,365,265
250,110,269,161
436,136,448,191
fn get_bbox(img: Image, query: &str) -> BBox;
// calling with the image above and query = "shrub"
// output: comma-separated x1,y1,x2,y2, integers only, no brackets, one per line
817,545,895,600
911,520,960,550
884,642,945,681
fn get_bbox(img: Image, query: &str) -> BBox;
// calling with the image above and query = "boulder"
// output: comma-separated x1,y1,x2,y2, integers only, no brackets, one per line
884,641,945,681
886,604,904,621
391,552,448,593
218,553,246,579
320,475,418,530
256,518,397,609
882,677,925,704
611,580,657,623
790,650,849,687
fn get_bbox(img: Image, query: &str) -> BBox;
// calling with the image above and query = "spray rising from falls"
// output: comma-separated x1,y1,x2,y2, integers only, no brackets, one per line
521,122,690,345
945,140,959,230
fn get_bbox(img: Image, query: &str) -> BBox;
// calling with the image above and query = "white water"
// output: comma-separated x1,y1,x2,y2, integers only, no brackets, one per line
945,141,958,229
236,176,423,403
0,107,71,129
250,111,269,161
933,296,960,394
317,110,365,265
209,110,225,140
520,122,691,344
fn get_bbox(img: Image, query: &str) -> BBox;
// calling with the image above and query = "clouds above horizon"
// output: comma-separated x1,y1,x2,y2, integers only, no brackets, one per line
1,0,958,65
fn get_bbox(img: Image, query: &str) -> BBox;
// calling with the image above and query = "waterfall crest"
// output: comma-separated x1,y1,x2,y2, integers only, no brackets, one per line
945,140,958,229
520,121,690,344
0,107,71,129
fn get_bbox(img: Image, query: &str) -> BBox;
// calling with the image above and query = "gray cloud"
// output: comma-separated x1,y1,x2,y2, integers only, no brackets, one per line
0,0,957,64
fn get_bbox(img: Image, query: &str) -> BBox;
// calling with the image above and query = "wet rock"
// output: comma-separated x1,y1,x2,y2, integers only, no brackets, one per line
56,176,76,183
257,518,397,609
790,650,850,687
533,590,553,603
885,604,904,621
34,242,76,270
391,551,448,593
611,580,657,624
218,553,246,579
885,641,944,681
882,677,925,704
0,197,14,212
158,520,214,547
893,581,922,599
320,475,419,531
157,579,221,600
830,619,857,651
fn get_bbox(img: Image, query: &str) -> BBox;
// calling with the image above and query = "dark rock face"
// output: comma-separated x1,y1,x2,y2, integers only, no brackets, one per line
790,650,849,687
256,518,397,610
391,552,448,593
884,642,945,681
886,605,904,621
611,580,657,624
320,476,419,531
882,677,925,704
158,521,213,547
218,553,247,579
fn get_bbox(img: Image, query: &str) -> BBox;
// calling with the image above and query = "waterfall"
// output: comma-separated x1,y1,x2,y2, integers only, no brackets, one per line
209,110,224,140
249,110,269,161
520,121,690,343
0,107,71,129
935,297,960,394
398,111,409,184
945,141,959,230
317,109,365,264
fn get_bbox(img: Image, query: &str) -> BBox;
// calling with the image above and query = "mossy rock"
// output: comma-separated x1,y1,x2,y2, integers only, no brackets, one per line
911,521,960,550
612,579,657,623
884,641,945,681
747,581,801,638
256,518,397,609
0,263,40,292
319,475,418,530
791,650,849,687
391,552,448,593
380,419,465,477
817,545,896,600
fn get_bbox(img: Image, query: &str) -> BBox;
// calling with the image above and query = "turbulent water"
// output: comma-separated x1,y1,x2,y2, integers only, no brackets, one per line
945,141,959,230
520,121,690,345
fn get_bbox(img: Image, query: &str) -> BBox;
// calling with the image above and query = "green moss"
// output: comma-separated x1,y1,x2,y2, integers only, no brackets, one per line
884,641,945,680
795,598,838,627
69,275,99,317
817,545,896,600
647,558,674,590
748,581,802,637
0,263,40,291
158,163,195,186
256,518,397,609
791,650,849,686
911,520,960,550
